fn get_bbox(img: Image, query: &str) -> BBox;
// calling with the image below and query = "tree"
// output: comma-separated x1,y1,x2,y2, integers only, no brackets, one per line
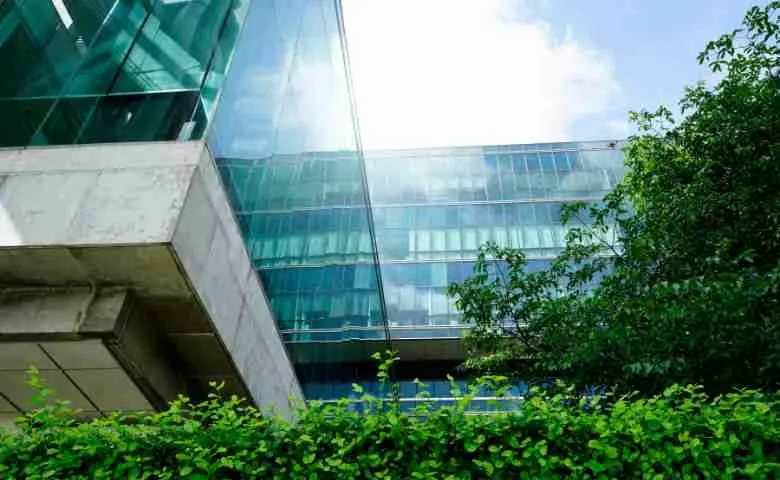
449,2,780,394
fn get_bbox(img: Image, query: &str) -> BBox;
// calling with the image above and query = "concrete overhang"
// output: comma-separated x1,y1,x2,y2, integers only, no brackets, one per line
0,141,301,418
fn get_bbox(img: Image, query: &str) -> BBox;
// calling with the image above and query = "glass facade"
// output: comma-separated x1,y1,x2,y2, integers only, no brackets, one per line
367,143,626,340
216,138,626,398
217,142,624,343
207,0,389,389
215,154,381,345
0,0,249,147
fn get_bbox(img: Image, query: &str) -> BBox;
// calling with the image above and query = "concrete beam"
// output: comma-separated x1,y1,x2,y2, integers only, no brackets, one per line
0,142,302,415
0,287,184,410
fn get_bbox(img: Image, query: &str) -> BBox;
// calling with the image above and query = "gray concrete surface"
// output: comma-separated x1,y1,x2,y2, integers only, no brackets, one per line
0,141,301,415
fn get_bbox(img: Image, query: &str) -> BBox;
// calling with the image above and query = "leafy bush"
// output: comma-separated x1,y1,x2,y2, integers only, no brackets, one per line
1,368,778,479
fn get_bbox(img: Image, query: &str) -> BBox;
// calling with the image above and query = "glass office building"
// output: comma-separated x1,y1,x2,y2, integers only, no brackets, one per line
0,0,626,405
219,141,626,400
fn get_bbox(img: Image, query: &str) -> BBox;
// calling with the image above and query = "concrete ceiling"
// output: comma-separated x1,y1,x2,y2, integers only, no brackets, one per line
0,340,152,416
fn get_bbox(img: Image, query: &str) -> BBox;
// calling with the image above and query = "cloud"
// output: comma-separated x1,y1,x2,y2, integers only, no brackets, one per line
607,119,632,138
342,0,620,150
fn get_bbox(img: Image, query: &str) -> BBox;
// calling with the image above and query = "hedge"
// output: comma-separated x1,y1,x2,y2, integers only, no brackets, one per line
1,367,779,480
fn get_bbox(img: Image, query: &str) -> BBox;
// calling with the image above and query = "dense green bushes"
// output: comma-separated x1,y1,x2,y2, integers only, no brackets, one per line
2,374,778,479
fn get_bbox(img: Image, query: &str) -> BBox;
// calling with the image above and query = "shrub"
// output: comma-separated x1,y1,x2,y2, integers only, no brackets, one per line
1,370,778,479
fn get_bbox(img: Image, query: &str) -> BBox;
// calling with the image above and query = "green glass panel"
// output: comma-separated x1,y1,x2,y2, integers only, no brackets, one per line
30,96,96,145
33,0,151,145
77,90,202,143
111,0,232,94
0,1,73,98
0,0,115,145
0,98,53,147
65,0,150,96
200,0,250,118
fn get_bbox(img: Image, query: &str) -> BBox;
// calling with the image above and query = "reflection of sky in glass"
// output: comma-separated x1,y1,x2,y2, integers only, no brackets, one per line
365,141,624,206
209,0,385,348
209,0,354,159
361,141,625,338
209,1,290,158
366,142,625,265
216,139,624,342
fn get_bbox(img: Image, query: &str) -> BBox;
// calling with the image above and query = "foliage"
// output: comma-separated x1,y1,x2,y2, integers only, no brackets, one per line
449,2,780,394
1,364,779,479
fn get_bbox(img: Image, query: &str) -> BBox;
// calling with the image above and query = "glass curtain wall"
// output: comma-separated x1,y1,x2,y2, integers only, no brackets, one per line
0,0,249,147
365,141,626,340
305,142,626,403
208,0,388,397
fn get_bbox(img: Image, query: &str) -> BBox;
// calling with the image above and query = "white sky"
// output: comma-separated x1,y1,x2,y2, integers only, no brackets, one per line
342,0,621,150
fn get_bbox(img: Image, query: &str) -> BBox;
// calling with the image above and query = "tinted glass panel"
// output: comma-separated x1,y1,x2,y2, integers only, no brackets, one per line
361,142,625,333
0,0,249,147
209,0,388,389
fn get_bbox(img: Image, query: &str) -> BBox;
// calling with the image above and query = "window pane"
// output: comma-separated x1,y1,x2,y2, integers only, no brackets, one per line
200,0,251,118
539,152,556,171
66,0,151,96
112,0,233,94
431,263,447,287
446,229,462,252
432,230,446,252
0,0,111,99
554,151,570,171
462,229,478,252
525,153,541,172
523,227,540,249
0,98,53,146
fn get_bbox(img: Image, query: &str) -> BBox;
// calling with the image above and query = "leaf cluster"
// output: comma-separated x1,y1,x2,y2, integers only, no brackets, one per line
1,366,778,479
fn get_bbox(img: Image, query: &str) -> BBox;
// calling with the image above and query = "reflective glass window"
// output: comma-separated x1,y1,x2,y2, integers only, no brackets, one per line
554,151,570,171
462,229,479,252
0,0,247,147
112,0,233,93
431,230,447,252
539,152,556,172
445,229,462,252
511,174,532,199
525,153,542,172
511,154,526,173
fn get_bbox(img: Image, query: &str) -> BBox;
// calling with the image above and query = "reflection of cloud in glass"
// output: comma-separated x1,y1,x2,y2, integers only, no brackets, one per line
210,0,355,159
366,145,624,207
224,70,283,156
274,55,354,154
558,170,608,193
366,150,490,204
384,283,460,327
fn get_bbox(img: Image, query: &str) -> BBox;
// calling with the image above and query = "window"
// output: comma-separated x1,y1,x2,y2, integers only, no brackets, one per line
539,152,556,172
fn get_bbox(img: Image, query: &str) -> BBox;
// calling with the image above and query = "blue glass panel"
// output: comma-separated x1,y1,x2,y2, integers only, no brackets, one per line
525,153,541,172
539,152,556,172
210,0,388,391
554,151,570,171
